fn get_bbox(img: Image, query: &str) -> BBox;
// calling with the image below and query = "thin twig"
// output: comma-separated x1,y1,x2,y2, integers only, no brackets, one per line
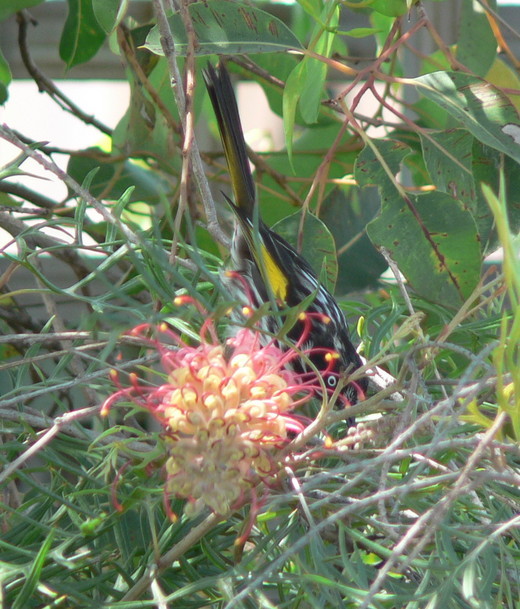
358,410,509,609
117,24,180,136
151,0,229,248
0,181,60,211
380,246,449,400
16,11,112,135
171,0,198,261
0,212,92,279
0,406,99,485
121,512,222,600
0,125,142,248
0,351,158,409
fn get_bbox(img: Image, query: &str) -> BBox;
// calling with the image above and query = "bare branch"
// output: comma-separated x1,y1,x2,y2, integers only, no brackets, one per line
16,10,112,135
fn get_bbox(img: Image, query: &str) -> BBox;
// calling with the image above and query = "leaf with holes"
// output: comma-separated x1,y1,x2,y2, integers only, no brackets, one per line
145,1,303,57
414,71,520,165
420,129,476,211
356,139,481,306
355,139,411,193
367,190,481,306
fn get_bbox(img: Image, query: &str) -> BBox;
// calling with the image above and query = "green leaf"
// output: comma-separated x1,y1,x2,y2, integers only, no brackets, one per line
296,0,324,20
260,125,359,225
462,562,477,604
113,56,207,173
420,129,476,211
472,141,520,254
356,139,481,305
355,139,411,191
67,149,169,204
414,71,520,165
419,47,451,77
485,56,520,114
456,0,496,77
282,62,305,164
282,2,338,141
12,529,55,609
92,0,128,33
370,0,409,17
0,0,44,21
0,47,12,104
298,57,327,125
320,187,387,294
59,0,107,69
298,3,339,125
248,53,298,117
272,212,338,293
144,1,303,57
343,27,382,38
367,190,481,306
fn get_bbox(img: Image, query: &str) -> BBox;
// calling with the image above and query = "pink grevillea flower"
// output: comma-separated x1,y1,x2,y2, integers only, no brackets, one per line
101,298,313,519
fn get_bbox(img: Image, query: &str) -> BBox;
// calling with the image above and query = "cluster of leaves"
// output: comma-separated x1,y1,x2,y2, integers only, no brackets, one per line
1,0,519,607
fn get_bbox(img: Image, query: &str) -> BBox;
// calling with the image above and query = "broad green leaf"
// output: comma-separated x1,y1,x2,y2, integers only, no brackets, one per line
370,0,409,17
296,0,324,20
342,27,382,38
282,61,305,163
249,53,298,117
456,0,496,77
273,211,338,293
0,0,43,21
485,57,520,114
110,24,165,163
282,1,338,143
284,0,343,161
92,0,128,33
144,1,303,57
419,48,451,76
59,0,107,68
298,3,339,125
121,24,159,77
370,8,399,49
414,71,520,165
355,139,411,191
259,125,359,226
0,47,12,104
320,187,387,294
67,149,169,204
420,129,476,211
472,141,520,254
412,97,449,130
367,190,481,306
412,50,451,128
298,57,328,125
113,56,207,173
357,139,481,305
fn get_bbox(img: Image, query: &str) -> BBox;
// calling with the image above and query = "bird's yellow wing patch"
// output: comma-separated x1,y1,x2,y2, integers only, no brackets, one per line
260,242,288,302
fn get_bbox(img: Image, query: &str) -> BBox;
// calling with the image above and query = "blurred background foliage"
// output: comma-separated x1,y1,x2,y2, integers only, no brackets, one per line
0,0,519,607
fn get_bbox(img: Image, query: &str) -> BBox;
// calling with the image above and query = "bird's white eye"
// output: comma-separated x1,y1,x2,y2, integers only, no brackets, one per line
326,375,337,388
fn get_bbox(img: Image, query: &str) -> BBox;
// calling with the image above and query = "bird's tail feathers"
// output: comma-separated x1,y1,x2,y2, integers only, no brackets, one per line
203,62,255,219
